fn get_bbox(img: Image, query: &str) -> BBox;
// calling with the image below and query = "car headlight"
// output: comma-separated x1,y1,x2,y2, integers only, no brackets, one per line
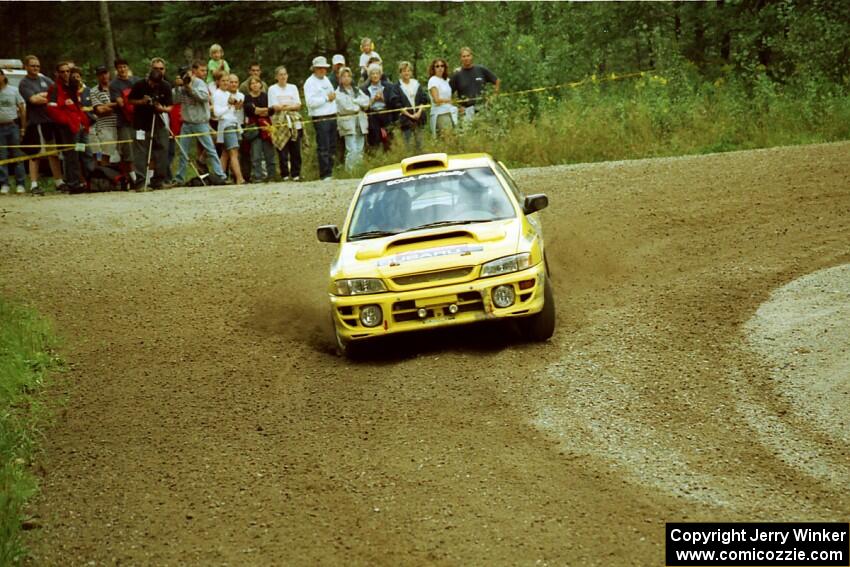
334,278,387,296
480,253,532,278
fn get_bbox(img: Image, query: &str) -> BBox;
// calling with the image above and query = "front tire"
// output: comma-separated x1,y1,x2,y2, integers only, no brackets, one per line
334,325,362,359
517,278,556,342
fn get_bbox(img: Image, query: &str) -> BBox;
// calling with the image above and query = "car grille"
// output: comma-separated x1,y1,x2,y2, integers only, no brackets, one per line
392,291,484,323
391,266,473,287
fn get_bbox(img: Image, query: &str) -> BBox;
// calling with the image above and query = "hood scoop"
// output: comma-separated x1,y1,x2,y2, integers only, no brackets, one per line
354,224,507,260
387,230,472,250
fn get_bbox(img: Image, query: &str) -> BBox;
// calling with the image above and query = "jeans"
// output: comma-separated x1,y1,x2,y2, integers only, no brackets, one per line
343,133,364,171
461,105,476,123
0,124,26,186
277,135,302,179
313,117,337,178
250,136,276,180
175,122,225,182
401,127,423,153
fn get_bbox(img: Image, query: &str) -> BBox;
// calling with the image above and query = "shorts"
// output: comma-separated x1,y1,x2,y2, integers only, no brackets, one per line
91,124,119,161
221,128,241,151
22,122,57,156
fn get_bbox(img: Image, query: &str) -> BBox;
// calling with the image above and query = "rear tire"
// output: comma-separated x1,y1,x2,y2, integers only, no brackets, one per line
517,278,556,342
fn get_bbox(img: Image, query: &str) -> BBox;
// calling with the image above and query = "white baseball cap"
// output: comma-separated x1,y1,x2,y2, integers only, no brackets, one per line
331,54,345,66
311,56,331,69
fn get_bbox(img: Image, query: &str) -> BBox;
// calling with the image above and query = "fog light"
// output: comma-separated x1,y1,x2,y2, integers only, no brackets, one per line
359,305,383,327
492,285,516,308
417,308,428,319
448,304,459,314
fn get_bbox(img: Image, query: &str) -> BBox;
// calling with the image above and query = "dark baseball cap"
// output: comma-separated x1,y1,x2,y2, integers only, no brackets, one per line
95,65,109,74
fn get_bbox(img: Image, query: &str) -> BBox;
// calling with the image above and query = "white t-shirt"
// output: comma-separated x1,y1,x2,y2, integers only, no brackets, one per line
267,83,303,129
427,76,454,116
359,50,381,70
212,90,244,125
399,78,420,107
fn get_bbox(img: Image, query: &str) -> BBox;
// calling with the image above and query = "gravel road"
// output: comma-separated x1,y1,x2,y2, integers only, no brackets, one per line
2,142,848,565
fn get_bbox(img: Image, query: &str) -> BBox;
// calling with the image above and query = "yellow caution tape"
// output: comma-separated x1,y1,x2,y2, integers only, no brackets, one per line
0,70,651,166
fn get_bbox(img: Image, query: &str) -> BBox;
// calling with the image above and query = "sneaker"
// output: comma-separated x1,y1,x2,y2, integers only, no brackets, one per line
321,176,333,181
281,176,290,182
0,185,9,195
55,182,71,194
209,175,229,186
30,184,44,196
292,176,301,182
15,184,25,194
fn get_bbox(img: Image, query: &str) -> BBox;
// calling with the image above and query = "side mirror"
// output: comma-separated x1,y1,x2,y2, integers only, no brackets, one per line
317,225,341,243
523,194,548,215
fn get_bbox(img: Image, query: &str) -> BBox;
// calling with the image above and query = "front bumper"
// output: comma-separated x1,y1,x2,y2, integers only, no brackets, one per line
330,262,548,342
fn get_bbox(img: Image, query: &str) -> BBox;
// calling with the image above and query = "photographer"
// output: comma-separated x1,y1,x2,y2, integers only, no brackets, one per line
173,61,226,186
128,69,173,189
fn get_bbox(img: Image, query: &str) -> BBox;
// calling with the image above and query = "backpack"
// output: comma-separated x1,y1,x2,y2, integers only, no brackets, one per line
90,165,127,192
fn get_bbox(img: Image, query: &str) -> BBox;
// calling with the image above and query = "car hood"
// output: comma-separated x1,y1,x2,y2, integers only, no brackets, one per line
335,219,522,280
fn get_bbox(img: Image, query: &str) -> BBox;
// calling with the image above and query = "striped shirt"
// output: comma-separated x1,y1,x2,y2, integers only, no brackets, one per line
90,85,117,129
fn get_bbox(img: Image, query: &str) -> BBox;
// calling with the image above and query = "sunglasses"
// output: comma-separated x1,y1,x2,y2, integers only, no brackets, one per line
153,66,165,71
435,64,445,68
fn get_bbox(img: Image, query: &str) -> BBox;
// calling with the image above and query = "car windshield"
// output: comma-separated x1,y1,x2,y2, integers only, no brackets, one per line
348,167,516,240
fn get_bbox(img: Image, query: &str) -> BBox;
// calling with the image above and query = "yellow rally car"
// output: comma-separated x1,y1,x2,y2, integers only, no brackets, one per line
317,152,555,356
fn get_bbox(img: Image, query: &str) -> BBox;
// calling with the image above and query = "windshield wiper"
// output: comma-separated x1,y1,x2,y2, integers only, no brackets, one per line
348,229,401,240
407,219,494,231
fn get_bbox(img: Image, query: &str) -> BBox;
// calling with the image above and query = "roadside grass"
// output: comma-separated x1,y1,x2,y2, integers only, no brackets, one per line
0,299,60,564
337,73,850,178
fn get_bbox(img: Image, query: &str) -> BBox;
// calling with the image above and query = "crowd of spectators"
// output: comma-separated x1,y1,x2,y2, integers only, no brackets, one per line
0,40,499,194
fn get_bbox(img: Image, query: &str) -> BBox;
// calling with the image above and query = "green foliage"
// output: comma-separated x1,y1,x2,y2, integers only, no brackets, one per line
0,299,61,565
3,1,848,89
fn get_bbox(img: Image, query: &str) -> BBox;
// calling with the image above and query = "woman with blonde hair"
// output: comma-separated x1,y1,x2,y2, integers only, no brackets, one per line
335,67,369,171
206,43,230,84
396,60,428,151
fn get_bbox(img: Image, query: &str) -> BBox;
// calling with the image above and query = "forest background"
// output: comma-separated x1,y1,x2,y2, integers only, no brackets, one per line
2,0,849,173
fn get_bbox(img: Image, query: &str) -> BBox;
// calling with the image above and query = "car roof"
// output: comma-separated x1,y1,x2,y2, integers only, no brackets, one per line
361,153,496,185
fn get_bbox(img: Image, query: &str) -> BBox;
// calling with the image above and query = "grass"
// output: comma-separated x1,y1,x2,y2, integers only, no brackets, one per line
330,73,850,178
0,299,60,564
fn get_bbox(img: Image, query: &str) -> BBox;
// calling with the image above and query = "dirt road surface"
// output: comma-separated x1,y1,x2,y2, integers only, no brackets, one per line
2,143,848,565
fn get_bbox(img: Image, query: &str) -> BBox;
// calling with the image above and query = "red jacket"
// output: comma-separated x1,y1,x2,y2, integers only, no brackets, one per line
46,81,90,135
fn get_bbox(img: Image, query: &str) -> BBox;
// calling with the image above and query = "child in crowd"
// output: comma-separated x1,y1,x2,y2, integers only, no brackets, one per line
207,44,230,84
358,37,380,80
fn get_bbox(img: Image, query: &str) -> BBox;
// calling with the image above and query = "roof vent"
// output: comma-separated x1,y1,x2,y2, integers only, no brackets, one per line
401,153,449,175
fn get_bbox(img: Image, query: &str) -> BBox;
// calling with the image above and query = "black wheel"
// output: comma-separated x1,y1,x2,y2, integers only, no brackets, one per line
517,278,556,341
334,325,362,359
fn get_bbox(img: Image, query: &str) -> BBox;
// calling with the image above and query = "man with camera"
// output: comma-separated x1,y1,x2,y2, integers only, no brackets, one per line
173,61,227,186
127,69,173,189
